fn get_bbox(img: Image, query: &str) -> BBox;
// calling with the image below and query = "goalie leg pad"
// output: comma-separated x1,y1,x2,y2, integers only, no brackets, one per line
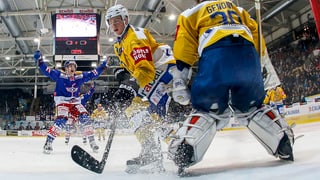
246,105,294,160
168,112,217,168
210,107,232,130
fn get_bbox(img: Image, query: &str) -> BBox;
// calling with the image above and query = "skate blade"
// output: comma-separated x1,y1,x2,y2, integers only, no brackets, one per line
125,165,139,174
92,147,99,153
43,149,52,154
125,162,165,174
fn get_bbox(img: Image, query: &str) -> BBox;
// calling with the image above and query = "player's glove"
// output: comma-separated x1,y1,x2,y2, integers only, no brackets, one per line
114,68,131,83
170,66,191,105
101,56,115,68
119,78,139,98
33,50,43,64
110,78,139,112
100,60,108,68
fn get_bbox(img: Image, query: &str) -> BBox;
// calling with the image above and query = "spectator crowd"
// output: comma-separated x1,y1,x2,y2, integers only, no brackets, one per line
0,24,319,129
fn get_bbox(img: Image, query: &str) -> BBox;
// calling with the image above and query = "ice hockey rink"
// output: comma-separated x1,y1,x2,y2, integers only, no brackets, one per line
0,122,319,180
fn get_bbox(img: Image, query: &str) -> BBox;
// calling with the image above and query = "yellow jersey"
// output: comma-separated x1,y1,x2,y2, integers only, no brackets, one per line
174,0,266,66
263,89,273,104
263,86,286,104
91,108,108,121
114,25,175,87
272,86,287,102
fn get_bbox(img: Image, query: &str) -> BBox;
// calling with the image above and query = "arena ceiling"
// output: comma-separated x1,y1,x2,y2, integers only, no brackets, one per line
0,0,313,91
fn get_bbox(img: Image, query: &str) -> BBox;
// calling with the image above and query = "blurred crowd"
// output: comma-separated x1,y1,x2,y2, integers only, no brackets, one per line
269,29,320,104
0,26,319,128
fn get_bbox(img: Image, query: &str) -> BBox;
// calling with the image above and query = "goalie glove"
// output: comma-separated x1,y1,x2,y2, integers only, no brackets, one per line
170,66,191,105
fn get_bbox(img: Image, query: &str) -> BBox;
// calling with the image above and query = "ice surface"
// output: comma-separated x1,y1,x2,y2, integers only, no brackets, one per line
0,122,319,180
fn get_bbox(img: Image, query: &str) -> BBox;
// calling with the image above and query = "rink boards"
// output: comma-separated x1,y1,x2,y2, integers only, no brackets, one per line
1,101,320,136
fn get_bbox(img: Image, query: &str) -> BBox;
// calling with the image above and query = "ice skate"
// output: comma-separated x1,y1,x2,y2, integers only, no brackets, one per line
65,137,70,145
82,137,87,145
125,156,142,174
126,134,165,174
43,140,53,154
125,153,165,174
89,141,99,152
156,125,174,143
174,143,194,176
277,124,295,161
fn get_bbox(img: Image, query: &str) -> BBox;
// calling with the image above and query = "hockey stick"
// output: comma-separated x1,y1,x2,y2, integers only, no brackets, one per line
71,118,116,174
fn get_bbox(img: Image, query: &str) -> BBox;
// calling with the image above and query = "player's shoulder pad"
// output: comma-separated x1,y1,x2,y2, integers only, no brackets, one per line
130,25,147,40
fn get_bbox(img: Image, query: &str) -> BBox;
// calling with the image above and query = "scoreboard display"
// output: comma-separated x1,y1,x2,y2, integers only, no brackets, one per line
52,9,101,63
54,37,98,55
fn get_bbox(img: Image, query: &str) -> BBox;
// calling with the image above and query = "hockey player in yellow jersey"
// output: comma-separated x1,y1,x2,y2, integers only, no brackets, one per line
264,86,287,116
168,0,295,175
91,104,109,141
105,4,179,174
273,86,287,115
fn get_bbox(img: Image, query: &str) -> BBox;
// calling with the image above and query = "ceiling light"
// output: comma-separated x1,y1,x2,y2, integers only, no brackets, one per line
34,38,39,43
40,28,49,34
168,14,176,21
56,62,62,68
5,57,10,60
91,62,97,67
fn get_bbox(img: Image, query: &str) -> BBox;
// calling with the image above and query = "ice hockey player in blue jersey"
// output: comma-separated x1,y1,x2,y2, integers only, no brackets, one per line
168,0,295,175
34,50,108,154
65,81,96,145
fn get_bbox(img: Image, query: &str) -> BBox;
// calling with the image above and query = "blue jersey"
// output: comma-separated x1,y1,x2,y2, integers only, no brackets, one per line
81,85,95,106
38,62,104,98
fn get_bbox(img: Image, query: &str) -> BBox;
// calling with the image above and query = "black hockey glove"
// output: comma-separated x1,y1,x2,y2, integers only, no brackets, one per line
109,77,139,114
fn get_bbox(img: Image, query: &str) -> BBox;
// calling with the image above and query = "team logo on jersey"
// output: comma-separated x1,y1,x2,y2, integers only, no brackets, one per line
66,83,78,96
130,46,152,64
116,46,123,57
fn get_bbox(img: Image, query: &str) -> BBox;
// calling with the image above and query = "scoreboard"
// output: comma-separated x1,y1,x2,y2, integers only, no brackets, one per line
52,9,101,65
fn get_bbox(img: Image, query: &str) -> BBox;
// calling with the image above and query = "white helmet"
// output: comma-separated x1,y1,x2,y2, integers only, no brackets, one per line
105,4,129,26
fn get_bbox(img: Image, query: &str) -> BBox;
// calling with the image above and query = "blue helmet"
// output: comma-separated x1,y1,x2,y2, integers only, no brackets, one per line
64,60,77,68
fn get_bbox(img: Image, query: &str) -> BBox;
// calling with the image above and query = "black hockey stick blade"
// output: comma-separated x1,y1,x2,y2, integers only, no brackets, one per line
71,119,116,174
71,145,105,174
